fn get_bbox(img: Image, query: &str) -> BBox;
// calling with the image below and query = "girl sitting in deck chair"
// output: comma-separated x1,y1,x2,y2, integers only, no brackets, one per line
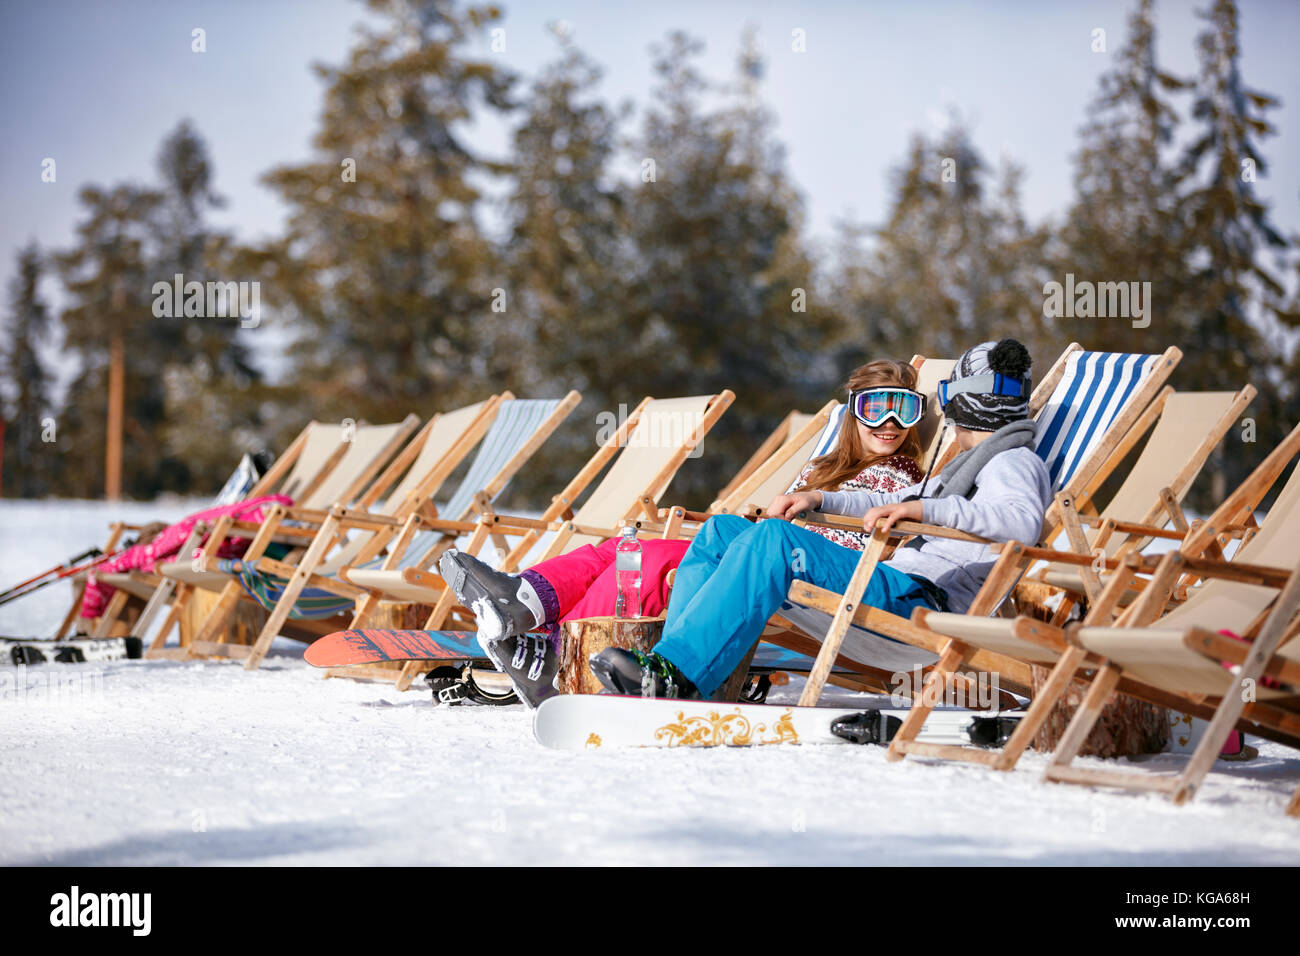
589,338,1052,701
439,359,929,706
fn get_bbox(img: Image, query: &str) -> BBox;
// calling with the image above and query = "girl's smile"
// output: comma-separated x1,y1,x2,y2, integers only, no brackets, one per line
859,420,907,456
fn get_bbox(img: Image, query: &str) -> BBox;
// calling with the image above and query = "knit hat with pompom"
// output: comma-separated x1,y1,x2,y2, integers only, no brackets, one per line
943,339,1033,431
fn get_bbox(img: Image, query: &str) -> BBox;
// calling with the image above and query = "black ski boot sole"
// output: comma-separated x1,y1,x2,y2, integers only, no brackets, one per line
966,715,1022,748
588,649,641,696
830,710,903,745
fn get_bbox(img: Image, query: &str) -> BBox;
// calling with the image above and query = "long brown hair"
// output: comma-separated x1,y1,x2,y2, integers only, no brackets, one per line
802,359,923,493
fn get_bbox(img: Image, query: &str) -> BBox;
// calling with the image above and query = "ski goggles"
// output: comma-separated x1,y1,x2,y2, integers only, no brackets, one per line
848,388,926,429
937,373,1029,409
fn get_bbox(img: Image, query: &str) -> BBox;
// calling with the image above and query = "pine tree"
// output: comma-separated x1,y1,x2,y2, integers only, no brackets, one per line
494,24,630,503
1178,0,1296,497
1,242,55,497
622,31,837,500
501,25,627,396
152,120,264,493
55,183,165,498
836,125,1052,374
259,0,516,434
1055,0,1190,359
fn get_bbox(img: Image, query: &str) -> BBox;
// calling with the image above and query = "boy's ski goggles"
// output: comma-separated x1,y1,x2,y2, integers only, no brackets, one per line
849,388,926,429
937,373,1028,408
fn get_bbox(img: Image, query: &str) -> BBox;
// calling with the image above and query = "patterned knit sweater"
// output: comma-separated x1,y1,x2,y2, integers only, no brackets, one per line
789,454,924,551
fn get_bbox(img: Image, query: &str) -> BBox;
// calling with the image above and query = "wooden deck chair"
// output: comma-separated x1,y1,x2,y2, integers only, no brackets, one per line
234,393,582,671
339,392,735,689
80,419,388,641
779,344,1182,706
883,416,1300,774
179,398,523,669
1027,423,1300,811
160,403,500,664
137,416,421,656
1030,385,1255,620
1048,562,1300,814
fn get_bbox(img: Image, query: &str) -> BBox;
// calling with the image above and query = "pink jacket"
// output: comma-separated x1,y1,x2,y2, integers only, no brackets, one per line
81,495,293,619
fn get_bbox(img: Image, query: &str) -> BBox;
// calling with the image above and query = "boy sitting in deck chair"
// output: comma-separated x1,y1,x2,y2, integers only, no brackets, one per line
590,338,1053,700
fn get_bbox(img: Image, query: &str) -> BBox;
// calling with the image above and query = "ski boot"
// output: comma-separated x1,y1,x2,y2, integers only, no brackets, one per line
481,633,560,709
438,549,545,643
588,647,701,700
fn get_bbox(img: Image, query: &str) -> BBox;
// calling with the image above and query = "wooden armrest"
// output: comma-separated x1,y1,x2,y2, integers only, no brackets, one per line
326,511,408,530
485,514,554,532
992,544,1138,573
226,520,322,541
1143,554,1298,590
1076,514,1187,541
1185,627,1300,687
404,518,485,535
769,511,995,545
796,512,863,530
661,507,713,524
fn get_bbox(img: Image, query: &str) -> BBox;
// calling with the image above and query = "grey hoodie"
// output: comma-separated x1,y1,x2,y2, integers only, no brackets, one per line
818,446,1051,613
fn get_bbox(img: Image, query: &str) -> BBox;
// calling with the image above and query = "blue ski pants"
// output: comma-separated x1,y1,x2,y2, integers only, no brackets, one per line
653,514,940,697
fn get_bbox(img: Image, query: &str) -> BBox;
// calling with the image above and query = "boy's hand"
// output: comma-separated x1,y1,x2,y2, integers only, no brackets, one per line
766,490,822,521
862,500,923,534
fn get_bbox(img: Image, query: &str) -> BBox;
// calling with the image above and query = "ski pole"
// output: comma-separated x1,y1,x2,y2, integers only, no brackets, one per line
0,547,103,601
0,548,118,608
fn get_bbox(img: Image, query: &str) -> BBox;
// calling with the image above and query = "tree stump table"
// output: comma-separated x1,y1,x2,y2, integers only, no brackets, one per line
1028,663,1170,757
179,586,268,649
558,616,664,695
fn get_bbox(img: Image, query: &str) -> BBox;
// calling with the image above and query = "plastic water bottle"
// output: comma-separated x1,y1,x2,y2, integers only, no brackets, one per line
614,526,643,618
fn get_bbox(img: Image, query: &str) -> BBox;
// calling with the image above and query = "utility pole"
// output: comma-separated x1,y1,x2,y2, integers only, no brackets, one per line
105,279,125,500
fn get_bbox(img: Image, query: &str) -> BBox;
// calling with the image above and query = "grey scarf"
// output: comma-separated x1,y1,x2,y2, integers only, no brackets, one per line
930,419,1038,499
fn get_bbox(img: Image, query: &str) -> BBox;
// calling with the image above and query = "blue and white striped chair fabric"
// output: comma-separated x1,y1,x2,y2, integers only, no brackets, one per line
1033,351,1162,491
782,403,846,494
237,398,565,618
369,397,565,574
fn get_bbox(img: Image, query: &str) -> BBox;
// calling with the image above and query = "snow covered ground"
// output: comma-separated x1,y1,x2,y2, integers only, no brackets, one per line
2,499,1298,866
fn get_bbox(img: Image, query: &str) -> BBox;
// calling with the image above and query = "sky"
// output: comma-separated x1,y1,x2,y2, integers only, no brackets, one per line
2,0,1298,389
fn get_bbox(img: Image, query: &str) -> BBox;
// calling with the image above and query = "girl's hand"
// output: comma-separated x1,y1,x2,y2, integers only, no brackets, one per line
861,500,923,534
766,490,822,521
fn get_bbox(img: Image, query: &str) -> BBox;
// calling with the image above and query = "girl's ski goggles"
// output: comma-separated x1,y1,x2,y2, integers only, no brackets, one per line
848,388,926,429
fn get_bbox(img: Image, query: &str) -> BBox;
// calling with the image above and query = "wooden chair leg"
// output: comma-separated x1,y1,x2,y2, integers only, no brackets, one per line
716,643,759,703
147,583,192,655
186,581,246,657
797,529,887,706
886,639,965,762
91,590,131,638
992,645,1089,770
55,577,89,639
1043,663,1122,781
243,516,341,671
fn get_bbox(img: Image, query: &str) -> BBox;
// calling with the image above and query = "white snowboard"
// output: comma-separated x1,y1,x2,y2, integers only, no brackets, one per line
534,694,1006,751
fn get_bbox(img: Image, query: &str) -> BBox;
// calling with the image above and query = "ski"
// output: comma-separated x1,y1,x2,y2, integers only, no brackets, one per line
1,635,143,665
533,693,1017,751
